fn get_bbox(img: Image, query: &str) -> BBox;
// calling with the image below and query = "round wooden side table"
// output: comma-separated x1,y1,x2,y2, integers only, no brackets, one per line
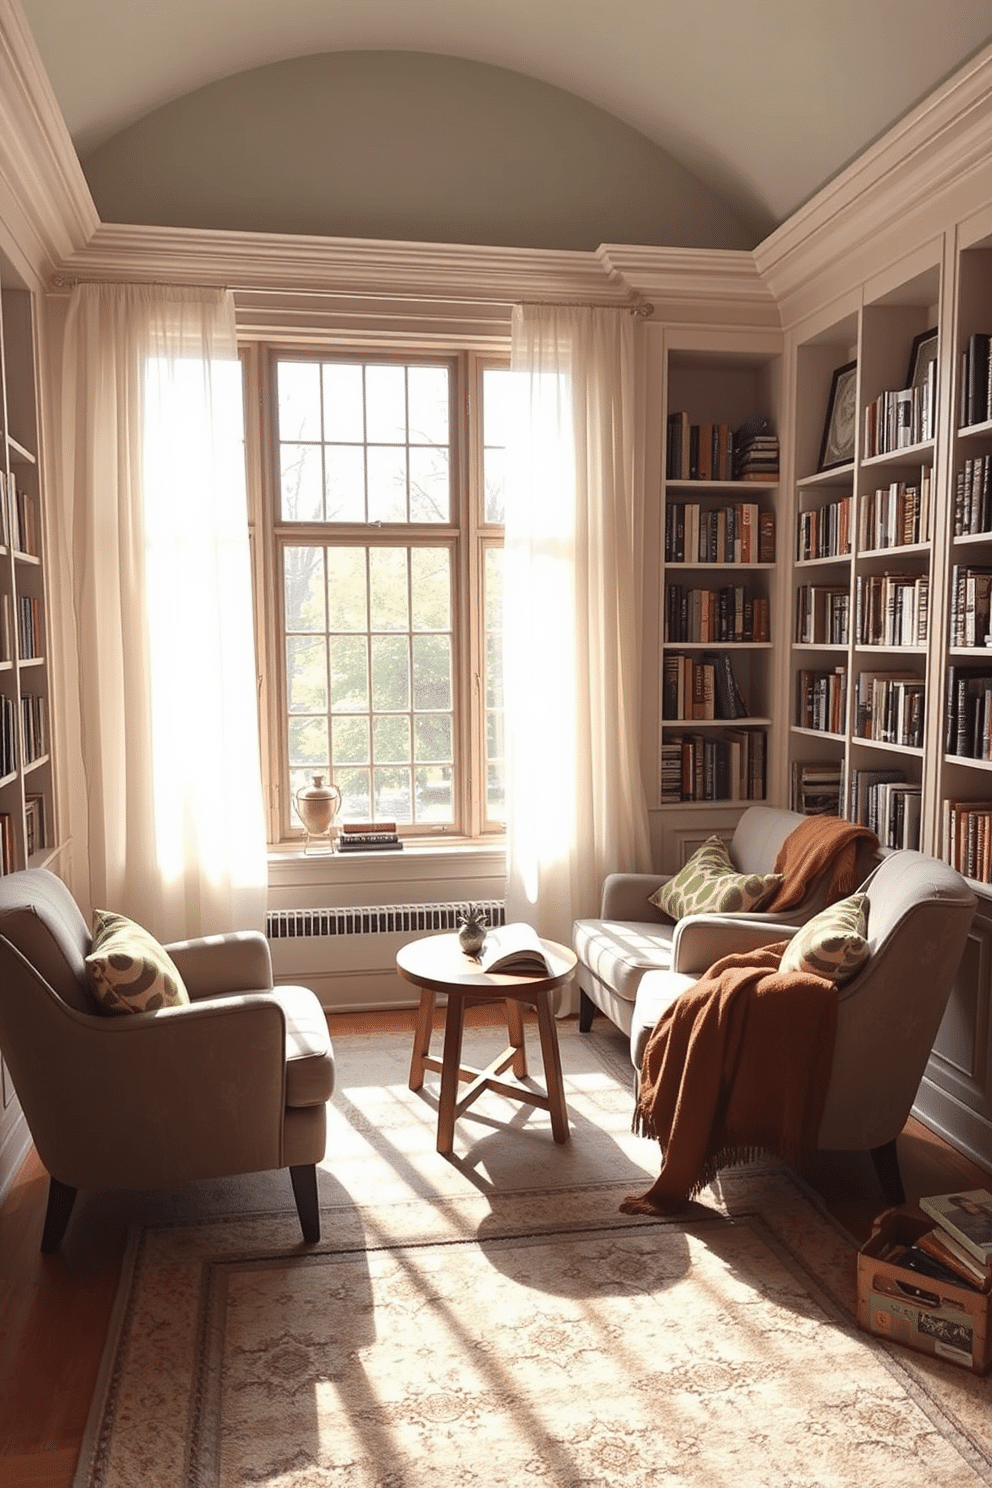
396,931,576,1155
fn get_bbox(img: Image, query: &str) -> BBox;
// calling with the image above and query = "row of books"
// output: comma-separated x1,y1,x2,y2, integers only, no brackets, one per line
954,455,992,535
0,694,16,776
665,585,770,645
796,496,852,562
855,570,929,648
666,415,735,482
960,332,992,427
25,793,44,856
336,820,403,852
790,759,842,817
21,692,47,765
944,665,992,761
17,594,42,659
859,472,931,551
948,565,992,648
0,812,13,874
847,767,920,846
664,501,775,565
662,651,749,722
660,729,766,803
862,372,936,457
795,666,847,735
795,584,850,646
0,470,38,556
944,800,992,885
854,669,925,748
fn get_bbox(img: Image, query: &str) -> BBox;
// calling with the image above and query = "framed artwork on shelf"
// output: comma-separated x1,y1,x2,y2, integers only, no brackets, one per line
906,327,938,393
818,360,858,471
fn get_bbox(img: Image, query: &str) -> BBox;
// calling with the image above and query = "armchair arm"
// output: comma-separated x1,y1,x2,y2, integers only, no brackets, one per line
600,873,673,921
165,930,274,999
671,915,797,976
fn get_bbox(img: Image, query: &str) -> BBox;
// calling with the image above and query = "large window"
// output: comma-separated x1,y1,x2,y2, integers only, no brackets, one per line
253,349,507,844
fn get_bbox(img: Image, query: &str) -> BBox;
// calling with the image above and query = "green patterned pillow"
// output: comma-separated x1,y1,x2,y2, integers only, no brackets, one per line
85,909,190,1015
649,835,783,920
779,892,869,986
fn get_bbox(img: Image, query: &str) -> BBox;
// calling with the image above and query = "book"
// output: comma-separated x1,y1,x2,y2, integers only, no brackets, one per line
341,821,397,834
476,922,551,975
916,1227,992,1289
919,1188,992,1265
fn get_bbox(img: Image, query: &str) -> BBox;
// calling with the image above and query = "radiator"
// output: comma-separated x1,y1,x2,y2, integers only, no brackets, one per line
266,899,506,941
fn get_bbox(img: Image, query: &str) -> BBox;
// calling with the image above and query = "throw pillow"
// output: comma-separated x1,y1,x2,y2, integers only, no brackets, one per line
85,909,190,1015
649,834,783,919
779,892,869,987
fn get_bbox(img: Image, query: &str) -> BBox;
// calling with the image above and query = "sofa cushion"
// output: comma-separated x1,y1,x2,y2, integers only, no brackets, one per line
649,835,782,920
572,918,676,1005
86,910,190,1015
779,892,869,987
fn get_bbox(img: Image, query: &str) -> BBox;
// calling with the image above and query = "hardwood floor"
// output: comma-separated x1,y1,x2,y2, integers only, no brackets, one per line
1,1009,989,1487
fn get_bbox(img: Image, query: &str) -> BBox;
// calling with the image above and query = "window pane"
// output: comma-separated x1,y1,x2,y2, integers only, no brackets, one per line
412,634,452,711
483,445,506,525
278,361,322,442
284,547,325,631
410,548,450,630
281,443,323,521
483,367,512,523
336,767,371,820
322,363,364,443
332,714,370,765
374,767,412,821
483,546,504,823
329,634,369,711
326,548,367,631
367,445,408,522
409,446,449,522
373,714,411,764
286,636,327,712
288,715,328,767
365,364,407,442
408,365,448,445
325,445,366,522
416,766,453,823
415,714,452,763
371,634,410,711
369,548,409,632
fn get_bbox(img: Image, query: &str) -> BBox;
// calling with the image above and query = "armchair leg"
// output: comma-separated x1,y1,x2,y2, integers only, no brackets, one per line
870,1140,906,1206
579,989,596,1033
40,1177,77,1253
290,1164,320,1243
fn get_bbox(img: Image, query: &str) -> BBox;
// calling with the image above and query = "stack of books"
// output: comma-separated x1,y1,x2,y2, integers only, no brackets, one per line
732,418,779,481
902,1189,992,1292
337,821,403,853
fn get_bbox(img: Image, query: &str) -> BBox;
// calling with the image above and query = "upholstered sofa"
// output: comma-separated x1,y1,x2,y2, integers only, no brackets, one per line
573,805,879,1037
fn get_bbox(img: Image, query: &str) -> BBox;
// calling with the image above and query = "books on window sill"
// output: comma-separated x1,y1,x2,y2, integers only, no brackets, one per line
919,1189,992,1269
337,821,403,852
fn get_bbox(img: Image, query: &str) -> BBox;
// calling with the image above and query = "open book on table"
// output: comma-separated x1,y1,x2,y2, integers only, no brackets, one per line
476,922,551,975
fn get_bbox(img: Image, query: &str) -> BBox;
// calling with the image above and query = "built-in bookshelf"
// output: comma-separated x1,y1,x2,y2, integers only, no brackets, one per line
786,267,940,851
657,337,782,814
0,253,56,877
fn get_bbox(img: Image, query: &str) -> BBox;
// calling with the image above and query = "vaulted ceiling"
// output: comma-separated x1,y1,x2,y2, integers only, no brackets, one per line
18,0,992,243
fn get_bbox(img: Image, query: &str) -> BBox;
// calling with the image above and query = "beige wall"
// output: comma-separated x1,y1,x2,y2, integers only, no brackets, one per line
81,51,757,252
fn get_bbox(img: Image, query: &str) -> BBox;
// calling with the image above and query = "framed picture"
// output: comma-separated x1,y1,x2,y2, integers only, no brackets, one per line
818,360,858,471
906,328,938,393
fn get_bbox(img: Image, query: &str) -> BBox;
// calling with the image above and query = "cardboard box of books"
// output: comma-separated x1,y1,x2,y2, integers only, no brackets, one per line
857,1207,991,1374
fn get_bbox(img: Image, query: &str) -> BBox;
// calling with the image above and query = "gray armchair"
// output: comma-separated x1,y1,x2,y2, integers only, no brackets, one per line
0,868,334,1250
629,848,977,1203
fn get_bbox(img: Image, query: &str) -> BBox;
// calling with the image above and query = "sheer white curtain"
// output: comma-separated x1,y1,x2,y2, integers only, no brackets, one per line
56,283,267,939
504,304,652,997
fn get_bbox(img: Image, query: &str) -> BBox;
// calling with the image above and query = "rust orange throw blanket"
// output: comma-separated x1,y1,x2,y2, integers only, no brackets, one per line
620,945,837,1215
766,813,878,913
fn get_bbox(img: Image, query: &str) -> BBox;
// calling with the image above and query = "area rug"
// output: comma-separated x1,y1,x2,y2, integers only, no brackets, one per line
72,1023,992,1487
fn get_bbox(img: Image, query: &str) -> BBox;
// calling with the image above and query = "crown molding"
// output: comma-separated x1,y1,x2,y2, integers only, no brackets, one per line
755,39,992,325
602,245,780,329
0,0,97,283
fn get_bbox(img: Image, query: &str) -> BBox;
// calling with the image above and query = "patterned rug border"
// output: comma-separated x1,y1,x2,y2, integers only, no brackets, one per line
73,1028,992,1487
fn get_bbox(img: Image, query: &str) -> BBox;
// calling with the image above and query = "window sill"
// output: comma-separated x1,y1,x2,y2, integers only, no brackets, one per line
267,837,507,895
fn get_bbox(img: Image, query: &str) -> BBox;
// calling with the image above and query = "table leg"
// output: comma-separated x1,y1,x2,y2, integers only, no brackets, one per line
436,991,467,1155
408,988,436,1091
535,989,570,1144
504,996,528,1079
